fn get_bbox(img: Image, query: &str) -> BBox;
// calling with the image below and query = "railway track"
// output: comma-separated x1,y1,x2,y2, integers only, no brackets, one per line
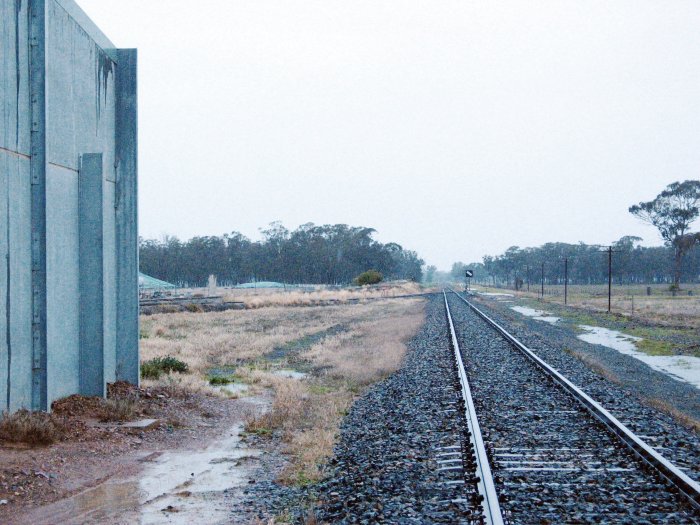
443,289,700,524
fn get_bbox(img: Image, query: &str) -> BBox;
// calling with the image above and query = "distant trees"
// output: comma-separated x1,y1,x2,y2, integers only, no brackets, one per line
459,236,700,287
629,180,700,287
139,223,424,287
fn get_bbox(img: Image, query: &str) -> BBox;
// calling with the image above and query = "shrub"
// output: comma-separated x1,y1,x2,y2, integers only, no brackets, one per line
141,355,189,379
353,270,383,286
209,375,235,385
185,303,203,313
0,409,64,445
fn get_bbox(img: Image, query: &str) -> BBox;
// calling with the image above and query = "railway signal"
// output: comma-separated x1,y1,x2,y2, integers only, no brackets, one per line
465,269,473,291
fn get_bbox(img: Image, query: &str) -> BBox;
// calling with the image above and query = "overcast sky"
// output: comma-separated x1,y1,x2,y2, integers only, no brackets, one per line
77,0,700,270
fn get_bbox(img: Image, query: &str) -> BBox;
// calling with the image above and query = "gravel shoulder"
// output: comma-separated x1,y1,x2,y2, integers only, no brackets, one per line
300,294,482,524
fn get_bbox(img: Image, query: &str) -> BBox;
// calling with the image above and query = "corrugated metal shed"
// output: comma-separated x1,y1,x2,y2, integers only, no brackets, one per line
139,273,177,291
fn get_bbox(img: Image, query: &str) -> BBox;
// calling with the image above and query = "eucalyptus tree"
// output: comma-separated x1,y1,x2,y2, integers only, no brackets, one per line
629,180,700,287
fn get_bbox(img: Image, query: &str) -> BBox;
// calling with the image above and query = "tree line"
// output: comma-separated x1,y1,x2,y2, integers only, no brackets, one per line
139,222,424,287
441,181,700,288
450,236,700,287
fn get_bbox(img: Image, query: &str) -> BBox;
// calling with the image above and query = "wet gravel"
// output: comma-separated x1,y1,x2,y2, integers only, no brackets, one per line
309,295,485,524
447,292,700,524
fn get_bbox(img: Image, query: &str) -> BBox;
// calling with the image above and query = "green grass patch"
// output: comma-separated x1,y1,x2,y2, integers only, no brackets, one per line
208,375,235,385
141,356,189,379
634,339,675,356
247,426,272,436
308,384,334,395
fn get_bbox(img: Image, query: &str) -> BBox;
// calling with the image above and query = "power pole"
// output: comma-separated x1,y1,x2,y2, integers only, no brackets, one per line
526,265,530,292
541,262,545,300
608,246,612,313
564,257,568,305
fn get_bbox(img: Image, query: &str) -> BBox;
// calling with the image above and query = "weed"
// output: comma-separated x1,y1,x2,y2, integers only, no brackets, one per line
185,303,203,313
209,375,235,385
141,356,189,379
244,417,273,436
0,410,65,445
645,398,700,432
100,398,138,422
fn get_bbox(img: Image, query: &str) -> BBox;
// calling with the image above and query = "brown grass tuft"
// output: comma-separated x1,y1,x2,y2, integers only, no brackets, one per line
0,410,65,445
99,398,139,422
645,398,700,433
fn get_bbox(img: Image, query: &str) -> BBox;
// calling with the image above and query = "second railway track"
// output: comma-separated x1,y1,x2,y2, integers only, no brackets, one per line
444,289,700,524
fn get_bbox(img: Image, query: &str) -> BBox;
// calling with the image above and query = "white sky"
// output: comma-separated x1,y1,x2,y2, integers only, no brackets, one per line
77,0,700,270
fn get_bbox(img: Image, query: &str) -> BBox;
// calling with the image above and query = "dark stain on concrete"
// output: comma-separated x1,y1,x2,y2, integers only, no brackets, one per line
95,46,114,125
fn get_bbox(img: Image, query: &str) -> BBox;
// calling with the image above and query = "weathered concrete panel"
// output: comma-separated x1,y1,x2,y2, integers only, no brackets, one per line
115,49,139,385
46,163,80,402
47,1,116,174
1,151,33,411
78,153,104,397
0,154,7,408
0,0,31,155
103,178,117,384
0,0,137,412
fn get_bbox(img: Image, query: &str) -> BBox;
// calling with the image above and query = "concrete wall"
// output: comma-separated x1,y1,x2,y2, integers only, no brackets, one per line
0,0,138,412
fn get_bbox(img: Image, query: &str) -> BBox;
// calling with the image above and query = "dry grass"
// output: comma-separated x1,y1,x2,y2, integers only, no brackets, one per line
141,294,426,485
224,281,423,309
645,398,700,433
564,348,623,385
99,399,138,423
0,410,65,446
478,283,700,328
303,312,425,386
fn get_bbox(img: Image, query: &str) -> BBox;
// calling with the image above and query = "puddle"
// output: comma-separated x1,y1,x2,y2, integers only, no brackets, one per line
510,306,560,324
23,423,262,525
478,292,514,297
214,382,249,396
577,326,700,390
272,369,307,380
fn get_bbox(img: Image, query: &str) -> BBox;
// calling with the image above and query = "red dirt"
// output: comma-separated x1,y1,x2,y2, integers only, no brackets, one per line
0,382,246,520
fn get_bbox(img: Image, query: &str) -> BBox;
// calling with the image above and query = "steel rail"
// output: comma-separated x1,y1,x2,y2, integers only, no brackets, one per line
448,289,700,512
443,291,505,525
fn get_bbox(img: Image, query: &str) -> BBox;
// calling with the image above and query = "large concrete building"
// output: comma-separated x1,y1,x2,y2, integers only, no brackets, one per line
1,0,138,412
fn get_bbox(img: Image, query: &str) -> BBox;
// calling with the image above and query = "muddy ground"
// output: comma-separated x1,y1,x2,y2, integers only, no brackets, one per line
0,383,279,525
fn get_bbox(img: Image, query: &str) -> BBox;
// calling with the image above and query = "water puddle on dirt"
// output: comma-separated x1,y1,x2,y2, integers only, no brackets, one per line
26,423,262,525
577,325,700,390
510,306,561,324
214,383,250,397
272,369,307,380
478,292,514,297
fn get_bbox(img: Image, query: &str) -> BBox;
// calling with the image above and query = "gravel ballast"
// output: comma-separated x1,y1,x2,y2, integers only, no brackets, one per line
312,295,484,524
464,291,700,482
447,291,699,523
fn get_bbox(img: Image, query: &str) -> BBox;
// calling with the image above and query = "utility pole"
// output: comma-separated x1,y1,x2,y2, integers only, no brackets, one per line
608,246,612,313
541,262,545,300
526,265,530,292
564,257,568,305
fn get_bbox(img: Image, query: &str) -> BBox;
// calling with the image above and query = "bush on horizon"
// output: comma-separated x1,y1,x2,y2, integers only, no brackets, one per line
354,270,383,286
